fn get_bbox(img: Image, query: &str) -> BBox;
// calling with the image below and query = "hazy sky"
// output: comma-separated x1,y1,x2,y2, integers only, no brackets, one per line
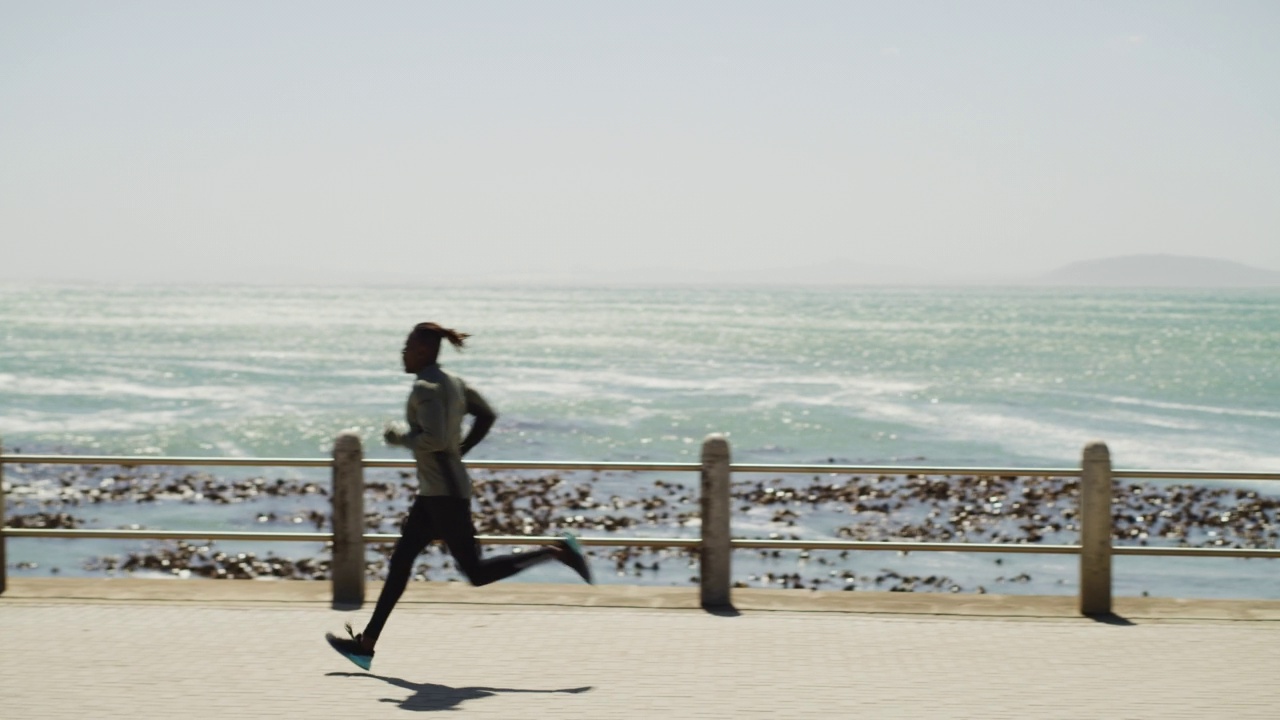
3,1,1278,284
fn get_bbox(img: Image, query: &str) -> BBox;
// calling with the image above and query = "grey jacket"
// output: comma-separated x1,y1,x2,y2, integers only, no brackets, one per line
393,364,496,498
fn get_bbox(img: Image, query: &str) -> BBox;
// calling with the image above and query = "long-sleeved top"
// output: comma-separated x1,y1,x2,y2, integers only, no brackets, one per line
392,363,496,499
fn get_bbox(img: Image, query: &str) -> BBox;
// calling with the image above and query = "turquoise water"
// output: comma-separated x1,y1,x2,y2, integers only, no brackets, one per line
2,284,1276,469
2,284,1278,596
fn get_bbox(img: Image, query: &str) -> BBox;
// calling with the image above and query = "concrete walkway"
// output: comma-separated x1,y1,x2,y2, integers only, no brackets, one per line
3,579,1279,719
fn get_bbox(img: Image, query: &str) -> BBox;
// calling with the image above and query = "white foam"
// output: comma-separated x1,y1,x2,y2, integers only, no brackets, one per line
1105,395,1280,420
862,398,1280,473
0,373,253,403
0,408,193,434
1090,409,1204,431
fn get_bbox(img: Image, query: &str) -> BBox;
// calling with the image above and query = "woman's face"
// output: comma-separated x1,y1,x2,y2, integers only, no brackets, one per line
401,336,435,373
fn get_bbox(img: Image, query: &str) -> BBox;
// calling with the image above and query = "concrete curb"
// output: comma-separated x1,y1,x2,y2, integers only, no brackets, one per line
6,577,1280,622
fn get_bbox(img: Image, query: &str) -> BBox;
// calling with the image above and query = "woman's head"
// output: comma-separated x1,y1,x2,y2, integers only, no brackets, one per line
402,322,470,372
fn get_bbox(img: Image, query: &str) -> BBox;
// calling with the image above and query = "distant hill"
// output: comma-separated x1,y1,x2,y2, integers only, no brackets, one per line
1040,254,1280,287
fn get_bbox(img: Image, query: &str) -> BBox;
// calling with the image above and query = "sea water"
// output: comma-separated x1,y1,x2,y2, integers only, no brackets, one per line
2,284,1278,597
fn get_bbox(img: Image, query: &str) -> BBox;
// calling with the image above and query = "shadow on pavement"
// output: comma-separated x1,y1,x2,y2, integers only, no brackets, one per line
1087,613,1136,626
703,603,741,617
327,672,592,712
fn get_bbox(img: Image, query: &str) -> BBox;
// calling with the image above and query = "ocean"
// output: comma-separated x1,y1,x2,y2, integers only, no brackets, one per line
2,284,1278,598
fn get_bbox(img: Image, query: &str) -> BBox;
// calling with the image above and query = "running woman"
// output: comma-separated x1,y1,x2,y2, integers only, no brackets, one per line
327,322,592,670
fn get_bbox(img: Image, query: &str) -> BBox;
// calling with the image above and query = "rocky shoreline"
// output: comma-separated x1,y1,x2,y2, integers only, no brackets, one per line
4,460,1278,593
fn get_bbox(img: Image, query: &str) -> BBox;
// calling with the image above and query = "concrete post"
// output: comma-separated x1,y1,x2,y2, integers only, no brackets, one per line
1,437,6,596
331,432,365,606
1079,441,1113,615
700,434,732,608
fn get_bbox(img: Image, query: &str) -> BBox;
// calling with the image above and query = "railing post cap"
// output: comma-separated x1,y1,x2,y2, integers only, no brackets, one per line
334,431,363,454
1082,441,1110,461
701,433,730,455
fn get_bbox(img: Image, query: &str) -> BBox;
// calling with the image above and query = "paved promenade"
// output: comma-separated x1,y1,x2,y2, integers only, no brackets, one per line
3,579,1279,719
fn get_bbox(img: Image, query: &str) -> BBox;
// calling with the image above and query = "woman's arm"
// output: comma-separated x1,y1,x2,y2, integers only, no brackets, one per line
459,383,497,456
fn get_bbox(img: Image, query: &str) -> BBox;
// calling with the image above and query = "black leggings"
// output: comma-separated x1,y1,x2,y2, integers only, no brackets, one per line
362,495,555,644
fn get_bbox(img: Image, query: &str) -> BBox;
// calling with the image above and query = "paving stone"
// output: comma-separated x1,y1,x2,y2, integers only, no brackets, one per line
2,579,1278,718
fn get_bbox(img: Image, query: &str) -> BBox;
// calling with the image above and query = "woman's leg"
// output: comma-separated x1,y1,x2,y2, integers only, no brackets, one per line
428,496,557,587
362,497,435,646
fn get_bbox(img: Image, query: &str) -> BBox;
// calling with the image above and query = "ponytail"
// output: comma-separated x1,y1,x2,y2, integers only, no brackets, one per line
410,322,470,350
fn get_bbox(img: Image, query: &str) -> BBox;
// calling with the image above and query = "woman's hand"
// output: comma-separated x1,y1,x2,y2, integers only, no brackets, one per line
383,423,408,446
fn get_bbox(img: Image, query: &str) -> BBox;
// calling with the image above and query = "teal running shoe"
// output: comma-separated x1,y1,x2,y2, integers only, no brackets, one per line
325,623,374,671
558,532,594,584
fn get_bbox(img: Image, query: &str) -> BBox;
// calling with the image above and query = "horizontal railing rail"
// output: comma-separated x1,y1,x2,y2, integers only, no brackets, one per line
6,453,1278,482
3,434,1278,611
5,528,1279,559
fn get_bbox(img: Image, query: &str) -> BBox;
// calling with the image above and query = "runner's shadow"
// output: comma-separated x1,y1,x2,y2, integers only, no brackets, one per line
327,672,592,712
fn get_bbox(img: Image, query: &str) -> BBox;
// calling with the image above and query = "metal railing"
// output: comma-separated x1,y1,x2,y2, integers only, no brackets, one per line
3,434,1279,613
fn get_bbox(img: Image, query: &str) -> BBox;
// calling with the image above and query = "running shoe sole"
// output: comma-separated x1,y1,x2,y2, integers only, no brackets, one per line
560,532,594,584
